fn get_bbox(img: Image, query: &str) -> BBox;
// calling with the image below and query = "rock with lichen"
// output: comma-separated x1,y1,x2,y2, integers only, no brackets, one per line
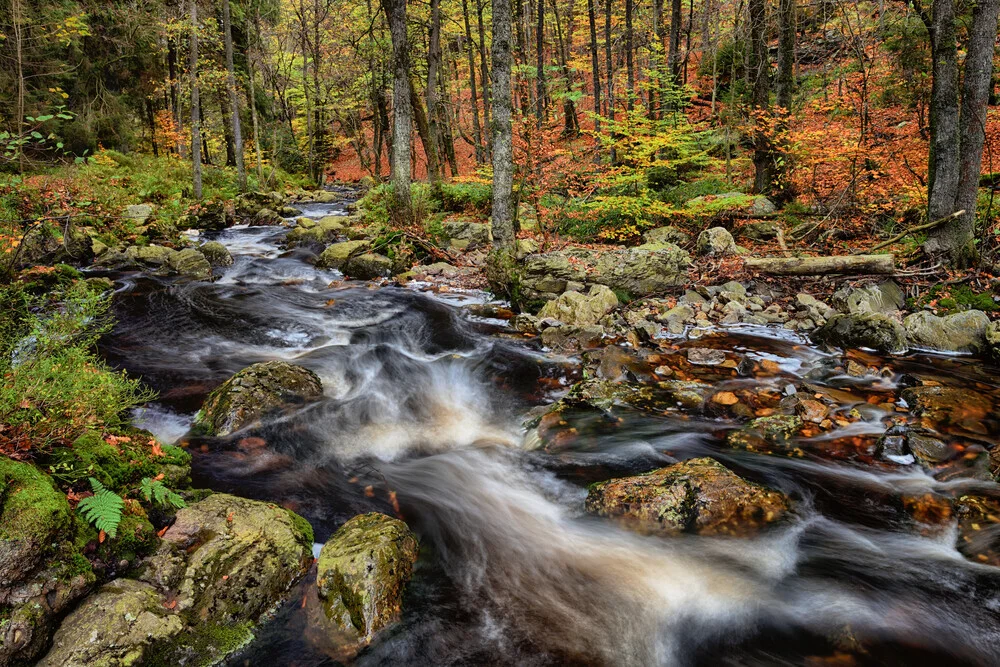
193,361,324,436
586,457,790,537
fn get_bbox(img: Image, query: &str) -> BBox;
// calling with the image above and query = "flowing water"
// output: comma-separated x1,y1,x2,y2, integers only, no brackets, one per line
95,197,1000,666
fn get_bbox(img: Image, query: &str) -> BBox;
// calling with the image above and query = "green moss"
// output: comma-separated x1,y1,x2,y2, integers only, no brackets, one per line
0,456,71,546
907,284,999,314
95,514,157,563
147,621,254,667
284,509,315,547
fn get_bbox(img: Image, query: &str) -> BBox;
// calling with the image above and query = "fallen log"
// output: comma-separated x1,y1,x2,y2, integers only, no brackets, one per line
744,254,894,275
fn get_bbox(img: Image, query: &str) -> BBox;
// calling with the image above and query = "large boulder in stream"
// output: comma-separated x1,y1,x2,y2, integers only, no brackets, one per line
193,360,324,436
344,252,394,280
586,457,790,537
316,239,370,270
902,310,988,354
199,240,234,267
286,216,347,247
1,457,94,666
314,513,419,647
831,281,905,314
811,312,907,354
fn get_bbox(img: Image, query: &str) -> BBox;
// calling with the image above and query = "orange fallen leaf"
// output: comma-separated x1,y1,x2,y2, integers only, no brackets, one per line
157,525,170,537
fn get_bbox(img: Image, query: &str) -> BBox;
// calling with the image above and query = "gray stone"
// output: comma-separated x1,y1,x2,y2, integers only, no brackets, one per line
537,285,620,326
739,221,781,241
812,312,907,354
903,310,989,354
442,220,492,246
687,348,727,365
166,247,213,280
345,252,393,280
199,241,234,267
695,227,738,256
124,204,154,224
642,225,691,246
254,208,285,226
832,281,905,314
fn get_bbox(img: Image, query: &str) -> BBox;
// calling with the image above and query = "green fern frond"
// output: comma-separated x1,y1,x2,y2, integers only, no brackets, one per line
139,477,187,509
77,477,124,538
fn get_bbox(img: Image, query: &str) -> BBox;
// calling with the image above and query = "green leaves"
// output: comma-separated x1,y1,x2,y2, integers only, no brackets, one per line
77,477,125,538
139,477,186,509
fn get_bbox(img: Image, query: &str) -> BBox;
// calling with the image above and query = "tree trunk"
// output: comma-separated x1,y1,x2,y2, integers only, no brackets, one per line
167,36,183,156
925,0,1000,264
462,0,486,162
587,0,602,137
475,0,492,153
426,0,444,184
747,0,772,194
776,0,796,111
147,99,159,158
410,79,439,182
491,0,516,251
668,0,682,85
604,0,616,163
189,0,202,199
625,0,634,111
223,0,246,190
550,0,578,136
219,91,236,167
926,0,960,224
247,16,264,185
380,0,412,219
536,0,546,127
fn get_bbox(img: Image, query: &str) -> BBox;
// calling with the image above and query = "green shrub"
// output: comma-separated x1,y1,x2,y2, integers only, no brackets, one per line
434,181,492,213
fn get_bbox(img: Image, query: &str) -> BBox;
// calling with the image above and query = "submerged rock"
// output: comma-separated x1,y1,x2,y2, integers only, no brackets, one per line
537,285,619,326
315,513,419,646
38,580,184,667
727,415,805,453
900,385,995,431
193,360,324,436
140,493,313,625
902,310,988,354
586,457,790,536
811,312,907,354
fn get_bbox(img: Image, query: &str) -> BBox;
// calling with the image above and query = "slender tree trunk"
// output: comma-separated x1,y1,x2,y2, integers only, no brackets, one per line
380,0,413,219
475,0,492,152
223,0,247,190
190,0,202,198
426,0,444,184
926,0,1000,263
668,0,681,84
776,0,796,111
410,79,439,181
462,0,486,162
247,39,264,184
587,0,602,137
167,36,183,156
625,0,634,111
219,91,236,167
515,0,530,113
604,0,616,163
550,0,578,136
748,0,771,194
536,0,546,127
492,0,515,250
13,0,25,173
147,99,159,157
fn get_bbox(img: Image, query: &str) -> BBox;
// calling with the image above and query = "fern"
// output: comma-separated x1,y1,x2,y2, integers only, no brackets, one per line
76,477,125,538
139,477,186,509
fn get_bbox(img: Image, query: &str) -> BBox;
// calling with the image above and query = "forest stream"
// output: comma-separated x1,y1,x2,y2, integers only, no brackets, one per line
91,196,1000,667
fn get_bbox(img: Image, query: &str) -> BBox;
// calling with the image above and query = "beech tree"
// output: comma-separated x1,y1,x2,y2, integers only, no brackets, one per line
491,0,515,251
190,0,203,199
380,0,412,219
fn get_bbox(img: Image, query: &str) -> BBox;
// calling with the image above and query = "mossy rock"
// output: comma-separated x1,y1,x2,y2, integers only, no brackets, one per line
46,431,190,494
344,252,393,280
726,414,805,454
139,493,313,625
0,456,73,580
315,513,418,646
586,457,790,537
316,240,370,270
811,312,907,354
193,361,324,437
199,241,234,267
38,579,185,667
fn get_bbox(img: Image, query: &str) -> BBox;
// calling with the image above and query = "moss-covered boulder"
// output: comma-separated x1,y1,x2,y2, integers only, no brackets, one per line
695,227,739,256
193,361,324,436
1,457,94,666
199,241,234,267
38,579,184,667
902,310,988,354
726,414,805,453
537,285,619,326
811,312,907,354
642,225,691,246
285,216,346,247
593,244,690,296
344,252,393,280
586,457,790,536
315,513,418,647
316,240,370,270
166,247,213,280
254,208,284,226
442,219,492,247
234,191,284,222
140,493,313,625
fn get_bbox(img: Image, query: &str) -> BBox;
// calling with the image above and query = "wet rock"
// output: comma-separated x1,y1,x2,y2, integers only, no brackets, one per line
38,579,184,667
316,239,370,270
687,347,726,366
540,324,605,350
642,225,691,246
695,227,738,256
812,312,907,354
795,293,836,323
193,360,324,436
562,378,710,413
279,206,303,217
126,244,176,266
900,385,994,431
727,415,804,453
537,285,619,326
442,220,492,247
254,207,285,226
511,313,541,334
286,216,346,246
235,191,284,221
195,201,230,231
831,281,905,314
166,247,213,280
345,252,393,280
657,304,695,335
141,493,313,624
985,321,1000,362
315,513,418,646
795,399,828,423
586,457,790,537
954,495,1000,566
199,240,234,267
903,310,988,354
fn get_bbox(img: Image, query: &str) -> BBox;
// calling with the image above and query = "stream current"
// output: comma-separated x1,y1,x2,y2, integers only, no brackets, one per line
96,197,1000,666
